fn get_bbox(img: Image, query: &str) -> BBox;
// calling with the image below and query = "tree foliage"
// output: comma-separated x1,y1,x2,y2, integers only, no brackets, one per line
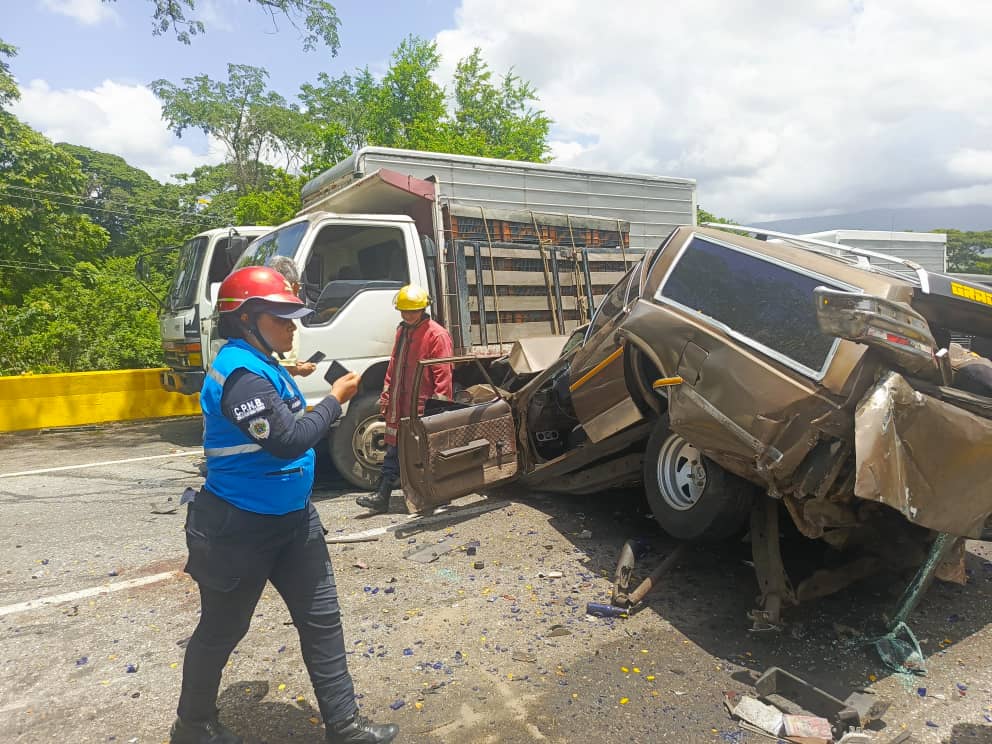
0,39,18,109
0,256,167,375
152,64,305,194
941,229,992,273
697,206,736,225
300,37,551,169
234,171,304,226
56,143,196,256
0,113,110,303
298,68,377,168
111,0,340,52
447,49,551,161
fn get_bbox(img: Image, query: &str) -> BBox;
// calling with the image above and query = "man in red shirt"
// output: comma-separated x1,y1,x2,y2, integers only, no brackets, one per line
356,284,453,514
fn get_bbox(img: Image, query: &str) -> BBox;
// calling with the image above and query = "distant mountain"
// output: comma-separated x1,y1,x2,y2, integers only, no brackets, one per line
751,205,992,234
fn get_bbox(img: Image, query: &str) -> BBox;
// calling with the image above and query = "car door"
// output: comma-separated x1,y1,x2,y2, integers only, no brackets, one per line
567,260,645,442
399,356,521,512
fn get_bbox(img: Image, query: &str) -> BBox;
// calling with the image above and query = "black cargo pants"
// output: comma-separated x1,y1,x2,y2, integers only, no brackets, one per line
177,489,357,726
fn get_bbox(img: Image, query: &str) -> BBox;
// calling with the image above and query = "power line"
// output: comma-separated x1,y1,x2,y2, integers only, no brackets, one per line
1,188,223,227
0,259,175,283
0,190,229,229
0,261,94,276
2,183,225,222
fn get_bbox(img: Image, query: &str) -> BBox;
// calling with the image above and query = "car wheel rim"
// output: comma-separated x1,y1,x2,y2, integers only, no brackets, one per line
353,415,387,470
656,433,706,511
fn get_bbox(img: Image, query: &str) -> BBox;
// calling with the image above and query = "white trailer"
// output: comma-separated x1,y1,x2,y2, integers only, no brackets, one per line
301,147,697,250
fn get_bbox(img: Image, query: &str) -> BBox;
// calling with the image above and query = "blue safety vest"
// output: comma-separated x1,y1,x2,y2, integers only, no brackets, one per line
201,339,314,514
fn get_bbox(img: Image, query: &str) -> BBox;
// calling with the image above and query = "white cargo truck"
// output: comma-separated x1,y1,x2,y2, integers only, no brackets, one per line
157,226,272,394
171,148,697,488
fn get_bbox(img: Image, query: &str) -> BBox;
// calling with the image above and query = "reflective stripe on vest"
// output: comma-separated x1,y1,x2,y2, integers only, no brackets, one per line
203,443,263,457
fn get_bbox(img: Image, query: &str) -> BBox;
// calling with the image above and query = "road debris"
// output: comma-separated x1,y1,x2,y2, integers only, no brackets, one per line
726,695,784,737
586,602,627,618
782,714,832,744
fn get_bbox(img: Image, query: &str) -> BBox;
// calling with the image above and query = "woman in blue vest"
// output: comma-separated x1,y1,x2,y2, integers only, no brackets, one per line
171,266,399,744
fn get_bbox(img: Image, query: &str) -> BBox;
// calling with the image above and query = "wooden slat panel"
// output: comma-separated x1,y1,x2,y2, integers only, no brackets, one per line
469,296,575,312
463,270,628,287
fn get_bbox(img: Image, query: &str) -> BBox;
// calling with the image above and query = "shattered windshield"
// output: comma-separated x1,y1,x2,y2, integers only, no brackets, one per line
166,236,208,311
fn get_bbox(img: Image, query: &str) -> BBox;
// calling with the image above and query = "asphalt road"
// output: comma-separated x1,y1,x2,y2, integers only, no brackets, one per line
2,417,992,744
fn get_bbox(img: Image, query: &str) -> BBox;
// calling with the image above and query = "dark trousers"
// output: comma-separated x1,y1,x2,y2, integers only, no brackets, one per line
177,489,356,726
381,444,400,484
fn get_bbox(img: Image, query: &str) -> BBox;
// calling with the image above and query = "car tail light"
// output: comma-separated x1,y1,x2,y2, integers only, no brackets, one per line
814,287,939,378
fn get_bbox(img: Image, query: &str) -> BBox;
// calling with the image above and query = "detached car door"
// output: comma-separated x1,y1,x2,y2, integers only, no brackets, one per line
398,356,520,512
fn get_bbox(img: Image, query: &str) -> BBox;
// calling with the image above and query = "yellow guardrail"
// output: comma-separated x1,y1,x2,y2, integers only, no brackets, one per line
0,368,200,433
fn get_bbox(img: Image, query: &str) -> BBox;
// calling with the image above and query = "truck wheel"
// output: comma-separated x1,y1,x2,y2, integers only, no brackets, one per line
643,415,754,541
330,394,386,490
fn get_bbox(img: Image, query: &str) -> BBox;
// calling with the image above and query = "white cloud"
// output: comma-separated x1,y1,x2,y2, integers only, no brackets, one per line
11,79,225,182
435,0,992,221
40,0,119,26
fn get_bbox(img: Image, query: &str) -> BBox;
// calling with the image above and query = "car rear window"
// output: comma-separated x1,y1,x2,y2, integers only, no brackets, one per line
657,236,846,376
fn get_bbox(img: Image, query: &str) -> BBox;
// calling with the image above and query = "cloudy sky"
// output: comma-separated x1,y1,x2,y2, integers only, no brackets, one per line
5,0,992,221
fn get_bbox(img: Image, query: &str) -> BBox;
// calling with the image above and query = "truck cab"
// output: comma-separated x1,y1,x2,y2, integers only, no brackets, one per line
158,226,271,394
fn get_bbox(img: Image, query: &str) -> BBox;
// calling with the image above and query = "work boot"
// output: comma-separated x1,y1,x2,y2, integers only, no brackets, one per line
169,716,242,744
355,477,393,514
326,714,399,744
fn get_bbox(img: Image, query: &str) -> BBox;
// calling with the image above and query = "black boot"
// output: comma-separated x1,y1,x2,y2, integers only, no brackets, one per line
170,716,242,744
355,477,393,514
326,714,399,744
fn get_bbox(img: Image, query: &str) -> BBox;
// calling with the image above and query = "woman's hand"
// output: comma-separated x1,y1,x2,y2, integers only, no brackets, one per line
293,362,317,377
330,372,361,405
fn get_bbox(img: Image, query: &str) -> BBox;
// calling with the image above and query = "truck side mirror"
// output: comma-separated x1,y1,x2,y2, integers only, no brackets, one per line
135,255,151,282
225,236,250,271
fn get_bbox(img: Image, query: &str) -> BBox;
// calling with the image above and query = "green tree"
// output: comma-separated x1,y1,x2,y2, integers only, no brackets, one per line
234,170,304,226
152,64,301,194
114,0,340,52
300,37,551,166
697,206,736,225
299,68,378,171
0,39,17,109
367,36,448,151
0,41,109,303
56,143,199,256
0,255,167,374
941,229,992,273
447,49,551,161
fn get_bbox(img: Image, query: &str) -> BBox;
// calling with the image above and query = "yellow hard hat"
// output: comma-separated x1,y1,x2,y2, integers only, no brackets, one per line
393,284,430,311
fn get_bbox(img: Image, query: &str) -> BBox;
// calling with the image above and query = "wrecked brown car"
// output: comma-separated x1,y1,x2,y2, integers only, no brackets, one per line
398,225,992,624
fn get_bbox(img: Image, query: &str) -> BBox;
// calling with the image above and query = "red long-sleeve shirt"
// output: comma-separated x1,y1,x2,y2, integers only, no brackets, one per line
381,317,453,445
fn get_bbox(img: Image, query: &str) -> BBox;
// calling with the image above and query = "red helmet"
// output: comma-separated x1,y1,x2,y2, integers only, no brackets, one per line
216,266,310,318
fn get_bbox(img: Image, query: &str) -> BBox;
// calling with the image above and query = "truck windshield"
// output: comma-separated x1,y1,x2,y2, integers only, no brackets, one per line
166,236,209,311
236,221,309,269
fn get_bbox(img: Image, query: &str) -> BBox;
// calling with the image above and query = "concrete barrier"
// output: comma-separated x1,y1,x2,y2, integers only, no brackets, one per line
0,368,200,433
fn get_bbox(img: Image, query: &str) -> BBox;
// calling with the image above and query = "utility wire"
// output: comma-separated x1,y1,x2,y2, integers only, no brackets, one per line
0,186,236,226
1,184,223,221
1,189,222,226
0,260,173,283
0,191,228,229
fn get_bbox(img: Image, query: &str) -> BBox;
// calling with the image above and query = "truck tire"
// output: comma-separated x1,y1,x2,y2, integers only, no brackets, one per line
330,394,386,490
643,415,755,541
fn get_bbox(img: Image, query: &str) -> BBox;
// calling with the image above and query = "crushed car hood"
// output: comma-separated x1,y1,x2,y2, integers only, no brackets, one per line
854,371,992,538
